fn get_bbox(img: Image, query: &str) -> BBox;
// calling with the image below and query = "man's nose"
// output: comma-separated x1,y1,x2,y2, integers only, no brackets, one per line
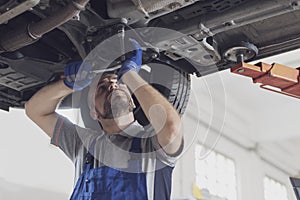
108,83,118,90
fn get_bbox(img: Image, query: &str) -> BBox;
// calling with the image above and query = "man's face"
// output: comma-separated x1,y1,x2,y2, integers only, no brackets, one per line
92,74,134,119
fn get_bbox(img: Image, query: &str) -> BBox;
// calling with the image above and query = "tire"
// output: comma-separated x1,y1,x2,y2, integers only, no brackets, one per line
78,62,191,131
134,62,191,126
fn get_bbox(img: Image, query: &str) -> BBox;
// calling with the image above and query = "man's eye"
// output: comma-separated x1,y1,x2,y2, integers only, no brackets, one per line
98,84,110,93
98,86,105,92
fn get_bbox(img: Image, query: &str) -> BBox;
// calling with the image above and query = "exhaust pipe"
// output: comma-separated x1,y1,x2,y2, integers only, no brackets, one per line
0,0,90,53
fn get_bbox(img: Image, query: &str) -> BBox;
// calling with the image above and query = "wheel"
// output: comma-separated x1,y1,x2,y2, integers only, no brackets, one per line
134,62,191,126
78,62,191,131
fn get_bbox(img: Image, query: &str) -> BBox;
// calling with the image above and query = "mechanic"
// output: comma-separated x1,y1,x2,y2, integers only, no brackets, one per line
25,40,183,200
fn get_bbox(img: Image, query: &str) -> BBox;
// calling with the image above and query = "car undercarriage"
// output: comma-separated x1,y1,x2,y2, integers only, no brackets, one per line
0,0,300,127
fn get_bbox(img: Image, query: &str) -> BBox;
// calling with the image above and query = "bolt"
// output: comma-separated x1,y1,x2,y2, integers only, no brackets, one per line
169,3,176,9
86,37,93,42
120,18,128,25
292,1,299,7
170,45,177,50
224,20,235,27
247,50,253,55
173,15,179,20
194,33,201,38
88,27,97,33
168,2,181,10
39,5,47,10
237,69,245,73
236,54,244,63
72,13,80,20
151,53,158,59
58,54,65,61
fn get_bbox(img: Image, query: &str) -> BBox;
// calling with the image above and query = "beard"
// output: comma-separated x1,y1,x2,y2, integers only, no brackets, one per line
101,88,134,119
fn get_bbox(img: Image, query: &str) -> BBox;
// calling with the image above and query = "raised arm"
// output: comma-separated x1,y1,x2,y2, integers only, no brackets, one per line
122,71,183,155
25,80,73,137
25,62,92,138
118,39,183,155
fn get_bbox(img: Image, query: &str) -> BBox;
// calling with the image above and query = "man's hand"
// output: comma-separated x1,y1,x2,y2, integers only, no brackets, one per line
117,39,142,81
64,61,92,91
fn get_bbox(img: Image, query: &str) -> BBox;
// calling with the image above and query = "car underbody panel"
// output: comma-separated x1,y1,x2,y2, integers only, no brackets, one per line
0,0,299,113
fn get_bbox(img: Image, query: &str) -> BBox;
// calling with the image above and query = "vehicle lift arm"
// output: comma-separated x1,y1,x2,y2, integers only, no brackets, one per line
231,61,300,99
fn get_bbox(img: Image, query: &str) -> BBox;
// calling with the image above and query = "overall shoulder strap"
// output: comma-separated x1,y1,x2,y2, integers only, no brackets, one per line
129,137,142,153
83,137,98,170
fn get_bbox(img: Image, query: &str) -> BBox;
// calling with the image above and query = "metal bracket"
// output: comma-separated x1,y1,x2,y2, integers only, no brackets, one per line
0,0,40,25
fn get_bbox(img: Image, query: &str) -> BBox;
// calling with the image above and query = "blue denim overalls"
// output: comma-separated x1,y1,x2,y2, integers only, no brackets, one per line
70,137,148,200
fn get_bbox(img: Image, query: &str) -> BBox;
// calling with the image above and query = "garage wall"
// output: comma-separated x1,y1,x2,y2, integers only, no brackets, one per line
171,86,297,200
172,131,297,200
0,109,75,200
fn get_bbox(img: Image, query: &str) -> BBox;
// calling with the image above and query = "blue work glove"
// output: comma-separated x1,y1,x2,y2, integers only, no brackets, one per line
63,61,92,91
117,39,142,81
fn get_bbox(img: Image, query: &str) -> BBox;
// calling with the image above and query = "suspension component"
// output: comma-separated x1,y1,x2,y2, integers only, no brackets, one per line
223,41,259,63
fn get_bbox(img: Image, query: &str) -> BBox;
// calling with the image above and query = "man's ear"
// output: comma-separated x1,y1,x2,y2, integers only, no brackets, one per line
90,110,99,120
129,97,136,112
